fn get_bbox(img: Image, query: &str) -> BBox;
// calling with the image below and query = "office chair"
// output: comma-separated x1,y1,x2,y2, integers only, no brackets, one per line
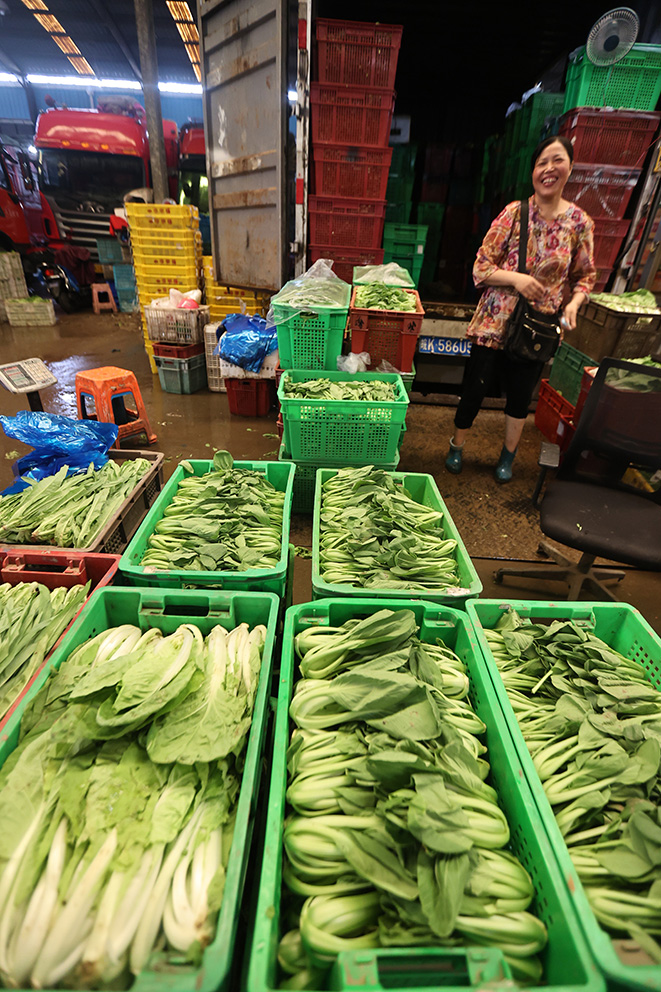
494,357,661,600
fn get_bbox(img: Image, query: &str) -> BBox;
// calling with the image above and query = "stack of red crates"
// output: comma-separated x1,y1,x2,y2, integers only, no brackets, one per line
558,108,661,292
307,18,403,282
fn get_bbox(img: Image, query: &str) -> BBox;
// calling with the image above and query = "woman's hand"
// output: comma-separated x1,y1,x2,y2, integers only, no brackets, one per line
562,297,582,330
511,272,545,303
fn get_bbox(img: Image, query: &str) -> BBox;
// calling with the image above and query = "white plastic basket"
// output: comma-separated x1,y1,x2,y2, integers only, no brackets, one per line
144,304,210,344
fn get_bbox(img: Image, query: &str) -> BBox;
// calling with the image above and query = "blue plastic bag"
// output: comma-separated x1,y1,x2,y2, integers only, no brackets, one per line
0,411,118,481
216,313,278,373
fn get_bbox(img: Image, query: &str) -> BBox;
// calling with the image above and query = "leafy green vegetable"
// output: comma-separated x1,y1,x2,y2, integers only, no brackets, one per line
590,289,660,313
354,284,417,312
281,377,398,402
271,277,350,310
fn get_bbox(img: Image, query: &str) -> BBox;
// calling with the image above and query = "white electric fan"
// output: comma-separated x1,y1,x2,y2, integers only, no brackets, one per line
584,7,640,105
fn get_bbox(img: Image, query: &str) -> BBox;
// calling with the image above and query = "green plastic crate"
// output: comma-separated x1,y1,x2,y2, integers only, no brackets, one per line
564,44,661,112
520,93,566,144
0,585,280,992
278,443,401,515
278,369,409,464
118,458,294,593
312,469,482,607
385,200,412,223
389,143,418,175
548,341,593,407
385,175,415,202
272,285,350,371
155,352,207,393
383,222,428,245
352,264,415,288
466,599,661,992
245,597,607,992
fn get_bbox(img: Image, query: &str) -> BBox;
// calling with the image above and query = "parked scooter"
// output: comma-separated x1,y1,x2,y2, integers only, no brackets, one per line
23,251,92,313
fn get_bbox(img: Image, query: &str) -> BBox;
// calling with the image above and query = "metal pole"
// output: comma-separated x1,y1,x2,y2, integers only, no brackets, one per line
133,0,168,203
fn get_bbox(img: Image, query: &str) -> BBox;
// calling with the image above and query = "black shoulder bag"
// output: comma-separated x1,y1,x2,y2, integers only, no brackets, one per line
503,199,562,363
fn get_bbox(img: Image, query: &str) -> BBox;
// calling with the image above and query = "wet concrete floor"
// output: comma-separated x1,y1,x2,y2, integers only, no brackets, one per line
0,306,659,633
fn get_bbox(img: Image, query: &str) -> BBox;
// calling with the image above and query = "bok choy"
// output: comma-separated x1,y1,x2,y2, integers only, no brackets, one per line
0,616,267,989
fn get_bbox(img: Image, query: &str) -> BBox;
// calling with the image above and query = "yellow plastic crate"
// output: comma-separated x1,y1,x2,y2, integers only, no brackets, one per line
136,274,201,292
125,203,199,229
133,246,201,267
135,260,200,281
131,228,201,246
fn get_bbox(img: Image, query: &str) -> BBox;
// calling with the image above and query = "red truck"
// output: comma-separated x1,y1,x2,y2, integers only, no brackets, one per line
0,138,50,253
34,97,180,259
178,121,209,250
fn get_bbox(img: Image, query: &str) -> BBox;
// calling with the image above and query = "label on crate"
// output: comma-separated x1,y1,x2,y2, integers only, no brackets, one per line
418,336,471,357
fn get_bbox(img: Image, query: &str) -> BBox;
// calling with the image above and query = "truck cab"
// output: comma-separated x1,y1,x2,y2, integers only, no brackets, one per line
0,139,47,253
178,122,209,251
34,100,179,259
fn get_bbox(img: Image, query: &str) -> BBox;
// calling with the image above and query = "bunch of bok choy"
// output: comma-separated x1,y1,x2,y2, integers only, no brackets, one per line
277,608,547,989
319,466,461,591
484,610,661,962
0,617,267,989
140,450,285,573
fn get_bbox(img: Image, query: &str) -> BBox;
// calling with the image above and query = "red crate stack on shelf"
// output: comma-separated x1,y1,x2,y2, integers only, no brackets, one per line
558,107,661,291
308,18,403,281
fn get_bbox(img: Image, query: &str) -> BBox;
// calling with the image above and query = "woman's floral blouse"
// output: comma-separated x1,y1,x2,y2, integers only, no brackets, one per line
466,197,596,349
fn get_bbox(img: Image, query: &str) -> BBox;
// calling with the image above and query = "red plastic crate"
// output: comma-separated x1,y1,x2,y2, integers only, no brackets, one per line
151,341,205,359
564,164,641,219
0,549,120,591
559,108,661,168
314,18,403,88
310,83,395,146
348,287,424,371
225,378,272,417
276,411,284,440
308,245,384,284
312,145,392,200
535,379,576,451
592,217,630,270
574,365,598,422
308,196,386,249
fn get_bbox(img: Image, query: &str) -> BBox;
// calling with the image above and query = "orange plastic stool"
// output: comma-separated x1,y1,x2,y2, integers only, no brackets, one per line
92,283,117,314
76,367,157,447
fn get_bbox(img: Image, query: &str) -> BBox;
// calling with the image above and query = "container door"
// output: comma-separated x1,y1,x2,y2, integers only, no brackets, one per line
199,0,288,291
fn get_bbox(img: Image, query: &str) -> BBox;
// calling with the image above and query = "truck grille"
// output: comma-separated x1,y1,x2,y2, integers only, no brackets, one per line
56,207,113,261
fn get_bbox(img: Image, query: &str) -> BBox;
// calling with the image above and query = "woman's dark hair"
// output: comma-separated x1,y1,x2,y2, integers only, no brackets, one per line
530,135,573,171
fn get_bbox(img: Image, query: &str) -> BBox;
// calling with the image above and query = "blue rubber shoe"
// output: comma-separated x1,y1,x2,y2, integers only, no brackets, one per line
495,445,517,483
445,440,464,474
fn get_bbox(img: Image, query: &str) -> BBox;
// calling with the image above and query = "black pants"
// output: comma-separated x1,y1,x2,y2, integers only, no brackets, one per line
454,343,545,430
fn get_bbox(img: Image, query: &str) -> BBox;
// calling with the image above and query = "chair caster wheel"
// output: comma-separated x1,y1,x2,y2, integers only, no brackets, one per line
493,570,503,584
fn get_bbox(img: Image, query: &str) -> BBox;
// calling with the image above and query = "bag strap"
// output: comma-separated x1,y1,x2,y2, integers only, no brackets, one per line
517,199,529,274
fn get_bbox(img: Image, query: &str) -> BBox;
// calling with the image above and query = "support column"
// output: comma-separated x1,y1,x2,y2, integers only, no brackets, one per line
133,0,168,203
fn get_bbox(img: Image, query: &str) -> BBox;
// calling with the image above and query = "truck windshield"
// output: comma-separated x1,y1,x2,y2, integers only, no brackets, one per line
179,160,208,213
38,148,145,200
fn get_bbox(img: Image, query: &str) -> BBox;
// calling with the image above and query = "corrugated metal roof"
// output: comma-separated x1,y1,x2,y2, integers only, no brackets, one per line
0,0,198,83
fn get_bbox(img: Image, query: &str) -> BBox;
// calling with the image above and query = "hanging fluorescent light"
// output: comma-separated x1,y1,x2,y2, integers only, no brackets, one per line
166,0,201,83
23,73,202,94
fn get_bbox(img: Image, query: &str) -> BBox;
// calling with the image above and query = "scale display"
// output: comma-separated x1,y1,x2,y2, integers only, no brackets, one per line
0,359,57,394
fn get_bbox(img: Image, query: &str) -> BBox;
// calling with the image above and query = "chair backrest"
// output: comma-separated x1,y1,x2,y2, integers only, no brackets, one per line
558,356,661,502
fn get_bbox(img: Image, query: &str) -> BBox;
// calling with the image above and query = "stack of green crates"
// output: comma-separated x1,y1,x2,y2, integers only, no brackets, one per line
499,93,565,198
385,144,417,223
382,221,427,287
416,203,445,287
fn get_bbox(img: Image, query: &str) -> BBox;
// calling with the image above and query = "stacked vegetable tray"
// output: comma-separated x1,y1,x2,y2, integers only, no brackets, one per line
118,452,294,595
348,283,425,372
467,599,661,992
271,277,351,372
312,466,482,606
245,597,605,992
0,585,279,992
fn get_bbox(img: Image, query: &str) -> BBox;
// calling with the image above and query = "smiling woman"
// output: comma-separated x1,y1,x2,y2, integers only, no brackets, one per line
444,135,596,483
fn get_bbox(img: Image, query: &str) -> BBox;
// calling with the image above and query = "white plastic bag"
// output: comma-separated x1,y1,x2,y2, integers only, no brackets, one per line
337,352,371,373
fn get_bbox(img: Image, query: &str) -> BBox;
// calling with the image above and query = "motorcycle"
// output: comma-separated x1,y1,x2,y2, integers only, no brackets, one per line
24,250,93,313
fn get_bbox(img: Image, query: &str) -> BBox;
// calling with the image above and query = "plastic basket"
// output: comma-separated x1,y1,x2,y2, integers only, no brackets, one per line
144,304,210,344
96,238,125,264
134,259,200,282
308,196,386,249
135,271,201,292
125,202,199,229
348,286,424,371
564,44,661,113
272,287,350,371
310,83,394,146
312,469,481,606
383,221,428,245
278,369,408,464
312,145,392,200
246,597,605,992
225,378,272,416
382,249,423,287
591,216,630,270
385,200,412,223
534,378,576,451
204,324,224,392
569,300,661,361
278,443,399,514
558,107,661,167
548,341,595,406
466,598,661,992
155,352,207,394
0,450,164,556
386,175,415,202
314,18,403,88
119,459,294,594
0,586,279,992
151,341,204,359
574,365,598,421
308,246,384,284
111,263,136,289
4,297,56,326
561,164,642,219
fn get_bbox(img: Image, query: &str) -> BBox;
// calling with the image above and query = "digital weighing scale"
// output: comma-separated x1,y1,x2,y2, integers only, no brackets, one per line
0,359,57,411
